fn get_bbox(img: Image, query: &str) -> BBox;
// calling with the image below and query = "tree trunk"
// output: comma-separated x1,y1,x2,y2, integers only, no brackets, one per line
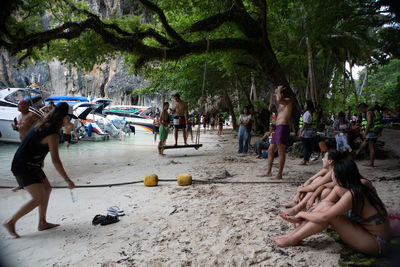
224,90,238,130
306,37,317,105
348,61,359,108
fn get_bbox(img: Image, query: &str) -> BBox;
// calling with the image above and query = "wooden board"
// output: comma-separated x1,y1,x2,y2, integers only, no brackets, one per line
161,144,203,150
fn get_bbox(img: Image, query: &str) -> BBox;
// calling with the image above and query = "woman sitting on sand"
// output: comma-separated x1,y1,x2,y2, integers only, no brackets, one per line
273,159,391,256
4,102,76,238
282,150,343,217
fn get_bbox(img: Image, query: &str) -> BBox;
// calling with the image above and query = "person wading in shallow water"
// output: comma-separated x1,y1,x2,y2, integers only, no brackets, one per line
11,99,41,140
258,85,293,179
3,102,76,238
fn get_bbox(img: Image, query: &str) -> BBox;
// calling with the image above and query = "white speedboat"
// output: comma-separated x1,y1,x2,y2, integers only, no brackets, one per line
104,105,155,133
0,87,50,142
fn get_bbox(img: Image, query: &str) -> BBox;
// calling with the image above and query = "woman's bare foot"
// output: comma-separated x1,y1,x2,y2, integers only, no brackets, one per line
257,172,272,177
38,222,60,231
3,220,20,238
279,213,303,224
272,235,298,247
11,186,22,192
284,201,297,208
280,208,296,216
362,162,374,167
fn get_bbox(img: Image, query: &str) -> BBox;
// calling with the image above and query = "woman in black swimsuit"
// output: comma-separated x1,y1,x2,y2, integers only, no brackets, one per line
4,102,76,238
273,159,391,256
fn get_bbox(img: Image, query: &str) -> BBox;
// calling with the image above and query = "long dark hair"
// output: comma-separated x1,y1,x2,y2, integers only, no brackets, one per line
34,108,65,133
327,149,342,162
333,160,387,217
305,100,315,113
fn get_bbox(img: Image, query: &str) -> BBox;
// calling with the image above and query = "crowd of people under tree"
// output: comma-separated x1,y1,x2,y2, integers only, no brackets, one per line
3,87,398,259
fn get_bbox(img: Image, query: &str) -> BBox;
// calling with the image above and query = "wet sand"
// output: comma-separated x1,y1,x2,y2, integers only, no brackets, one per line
0,128,399,266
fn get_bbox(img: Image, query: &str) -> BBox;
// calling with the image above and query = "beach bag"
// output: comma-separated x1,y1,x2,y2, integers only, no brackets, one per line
389,212,400,237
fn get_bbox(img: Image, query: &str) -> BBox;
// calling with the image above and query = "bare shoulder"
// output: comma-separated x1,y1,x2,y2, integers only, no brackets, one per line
29,112,41,121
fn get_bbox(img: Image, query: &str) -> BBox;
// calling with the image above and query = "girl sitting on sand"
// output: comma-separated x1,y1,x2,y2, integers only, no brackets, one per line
273,159,391,256
282,150,343,217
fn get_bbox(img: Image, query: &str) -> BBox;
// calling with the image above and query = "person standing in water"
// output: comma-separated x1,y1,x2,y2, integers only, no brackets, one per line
11,99,41,140
4,102,76,238
62,114,79,148
152,113,161,142
258,85,293,179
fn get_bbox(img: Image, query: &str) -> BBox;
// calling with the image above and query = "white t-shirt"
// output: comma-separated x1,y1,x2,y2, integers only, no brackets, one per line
301,111,315,138
240,114,251,122
302,111,312,124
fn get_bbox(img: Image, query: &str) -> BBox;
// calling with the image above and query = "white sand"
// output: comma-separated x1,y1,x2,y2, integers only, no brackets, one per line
1,128,399,266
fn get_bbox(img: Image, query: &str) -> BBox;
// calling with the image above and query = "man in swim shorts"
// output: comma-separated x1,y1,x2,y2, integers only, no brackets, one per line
258,85,292,179
171,93,188,146
158,102,170,155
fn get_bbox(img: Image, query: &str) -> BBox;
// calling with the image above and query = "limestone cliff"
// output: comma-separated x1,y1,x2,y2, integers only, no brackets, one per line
0,0,151,105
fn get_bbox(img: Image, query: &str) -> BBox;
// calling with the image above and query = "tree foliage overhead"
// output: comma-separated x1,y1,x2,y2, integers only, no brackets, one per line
1,0,399,124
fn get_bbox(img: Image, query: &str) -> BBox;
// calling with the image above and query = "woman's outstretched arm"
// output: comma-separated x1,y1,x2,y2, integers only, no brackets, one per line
47,134,75,189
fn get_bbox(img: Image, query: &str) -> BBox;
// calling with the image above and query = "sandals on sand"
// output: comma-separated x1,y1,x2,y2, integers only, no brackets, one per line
107,206,123,213
92,206,124,226
92,214,119,226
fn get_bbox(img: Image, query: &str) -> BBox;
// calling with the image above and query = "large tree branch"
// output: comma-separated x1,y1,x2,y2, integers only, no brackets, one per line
138,0,187,45
231,0,262,39
187,11,234,33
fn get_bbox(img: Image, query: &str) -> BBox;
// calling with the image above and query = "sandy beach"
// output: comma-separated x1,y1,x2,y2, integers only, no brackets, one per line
1,128,399,266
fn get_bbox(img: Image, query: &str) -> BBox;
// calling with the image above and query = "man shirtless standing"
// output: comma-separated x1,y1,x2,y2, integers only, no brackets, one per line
171,93,188,146
259,86,293,179
11,99,41,140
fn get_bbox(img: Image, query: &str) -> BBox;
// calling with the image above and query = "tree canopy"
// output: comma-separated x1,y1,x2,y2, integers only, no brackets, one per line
1,0,399,128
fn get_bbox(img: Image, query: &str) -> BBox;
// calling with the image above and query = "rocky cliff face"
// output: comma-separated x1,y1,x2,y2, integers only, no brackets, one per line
0,0,151,105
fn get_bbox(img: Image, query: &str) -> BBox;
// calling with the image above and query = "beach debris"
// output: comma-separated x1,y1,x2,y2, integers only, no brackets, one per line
214,170,231,179
177,173,192,186
143,174,158,187
169,207,179,215
168,160,181,165
215,144,221,147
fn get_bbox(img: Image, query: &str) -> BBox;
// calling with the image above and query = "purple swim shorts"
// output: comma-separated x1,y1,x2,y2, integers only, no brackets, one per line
271,124,290,145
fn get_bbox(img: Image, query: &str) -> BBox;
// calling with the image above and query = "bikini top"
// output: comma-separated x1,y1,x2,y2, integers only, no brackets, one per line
347,210,387,225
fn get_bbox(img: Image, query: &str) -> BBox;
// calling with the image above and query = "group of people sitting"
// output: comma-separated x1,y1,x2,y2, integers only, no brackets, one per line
273,149,391,256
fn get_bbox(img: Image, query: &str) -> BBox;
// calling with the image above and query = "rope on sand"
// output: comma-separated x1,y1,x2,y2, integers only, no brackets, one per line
0,179,300,189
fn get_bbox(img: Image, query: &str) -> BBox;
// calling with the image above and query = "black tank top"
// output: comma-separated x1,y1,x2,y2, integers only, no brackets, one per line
11,126,58,174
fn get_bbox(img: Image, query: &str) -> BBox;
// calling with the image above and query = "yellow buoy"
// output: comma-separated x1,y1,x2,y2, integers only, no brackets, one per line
177,174,192,186
143,174,158,187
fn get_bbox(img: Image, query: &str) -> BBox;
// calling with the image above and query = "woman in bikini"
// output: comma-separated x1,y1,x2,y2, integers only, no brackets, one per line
273,159,391,256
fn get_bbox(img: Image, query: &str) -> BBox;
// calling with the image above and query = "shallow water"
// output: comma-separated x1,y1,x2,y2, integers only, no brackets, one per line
0,132,156,185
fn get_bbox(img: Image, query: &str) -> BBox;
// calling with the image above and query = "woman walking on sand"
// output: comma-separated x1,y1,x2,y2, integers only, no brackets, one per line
4,102,76,238
273,159,391,256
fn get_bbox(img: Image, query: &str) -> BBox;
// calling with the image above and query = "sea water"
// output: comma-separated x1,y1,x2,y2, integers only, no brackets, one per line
0,132,156,186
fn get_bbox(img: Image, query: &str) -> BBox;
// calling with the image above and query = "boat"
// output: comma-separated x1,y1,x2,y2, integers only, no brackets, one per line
104,105,155,133
45,96,110,141
45,96,132,139
0,87,50,143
